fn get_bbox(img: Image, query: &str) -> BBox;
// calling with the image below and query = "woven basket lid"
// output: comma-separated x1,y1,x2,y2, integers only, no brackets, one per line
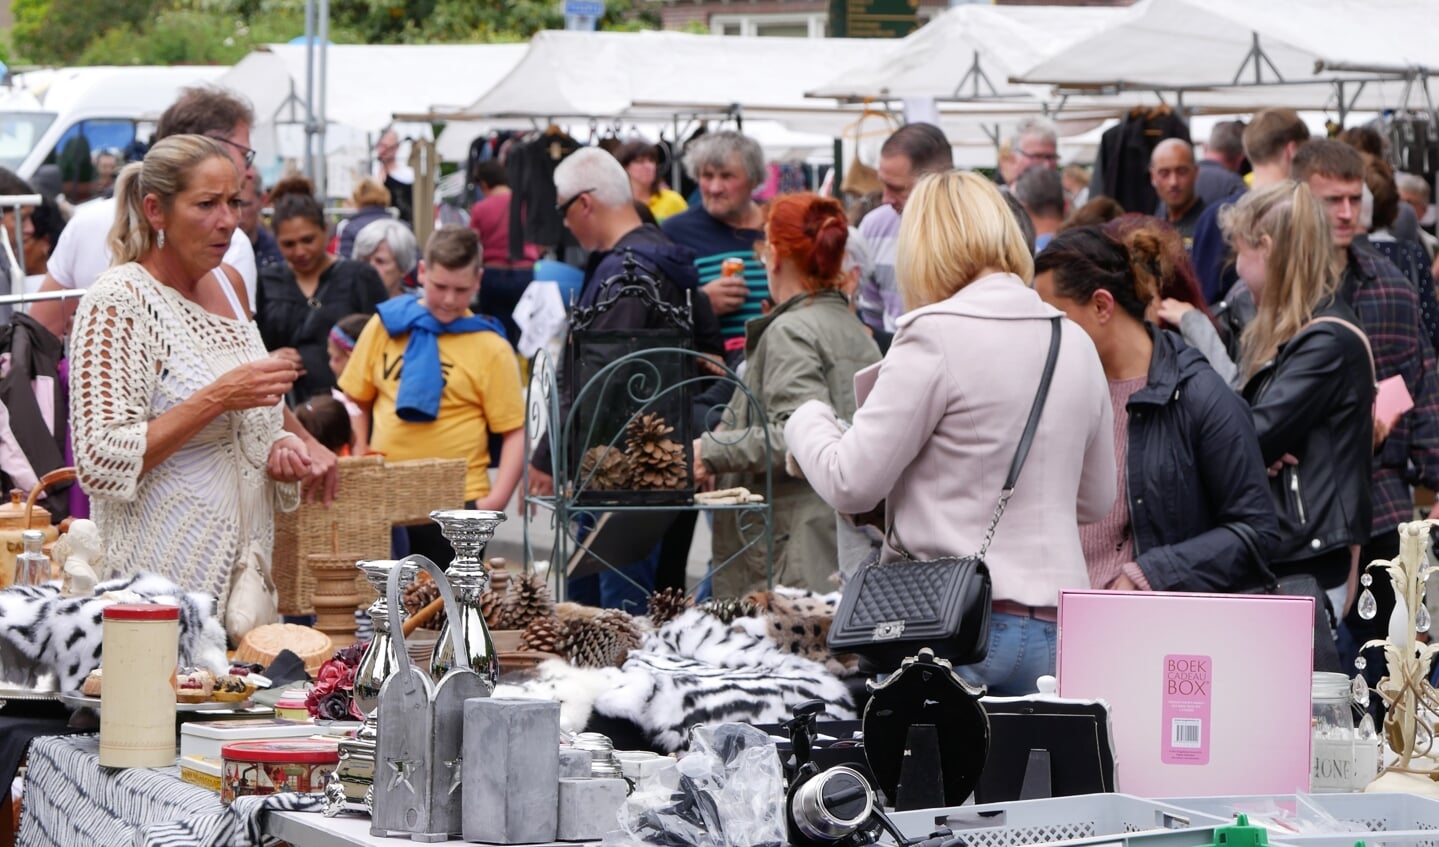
234,624,334,674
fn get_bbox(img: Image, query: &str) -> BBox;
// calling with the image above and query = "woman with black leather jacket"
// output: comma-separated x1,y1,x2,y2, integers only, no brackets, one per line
1225,180,1375,611
1034,224,1279,593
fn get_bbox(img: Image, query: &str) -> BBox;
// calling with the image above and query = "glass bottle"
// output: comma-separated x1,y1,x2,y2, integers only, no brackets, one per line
427,509,505,690
1311,672,1358,792
13,529,48,586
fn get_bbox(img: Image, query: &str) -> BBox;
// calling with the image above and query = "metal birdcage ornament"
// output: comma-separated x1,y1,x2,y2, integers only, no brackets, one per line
565,250,696,506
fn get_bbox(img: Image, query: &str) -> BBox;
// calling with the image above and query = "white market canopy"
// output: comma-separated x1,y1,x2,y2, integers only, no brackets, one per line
807,3,1124,103
423,29,1121,162
218,42,529,133
1013,0,1439,114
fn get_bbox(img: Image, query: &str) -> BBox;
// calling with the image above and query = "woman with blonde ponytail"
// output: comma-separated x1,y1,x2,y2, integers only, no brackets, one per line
1033,226,1278,598
1223,180,1375,630
70,134,310,638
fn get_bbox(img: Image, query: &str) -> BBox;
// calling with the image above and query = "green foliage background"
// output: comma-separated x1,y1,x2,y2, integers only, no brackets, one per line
6,0,665,66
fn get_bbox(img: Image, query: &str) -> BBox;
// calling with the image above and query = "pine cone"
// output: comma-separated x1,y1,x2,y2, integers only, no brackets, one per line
480,569,511,629
520,617,564,653
499,573,556,631
580,446,633,490
558,618,630,668
592,608,642,656
647,587,693,626
401,579,446,630
697,597,759,624
625,414,687,490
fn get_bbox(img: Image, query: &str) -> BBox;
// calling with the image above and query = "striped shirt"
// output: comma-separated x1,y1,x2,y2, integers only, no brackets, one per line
661,205,766,345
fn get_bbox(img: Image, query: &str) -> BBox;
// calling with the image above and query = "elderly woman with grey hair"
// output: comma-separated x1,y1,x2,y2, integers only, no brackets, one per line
661,130,770,355
352,217,419,298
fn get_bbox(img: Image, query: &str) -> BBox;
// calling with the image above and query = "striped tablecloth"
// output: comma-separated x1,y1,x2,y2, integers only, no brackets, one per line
18,735,322,847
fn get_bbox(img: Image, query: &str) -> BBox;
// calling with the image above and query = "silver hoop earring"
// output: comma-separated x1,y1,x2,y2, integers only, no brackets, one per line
157,229,166,249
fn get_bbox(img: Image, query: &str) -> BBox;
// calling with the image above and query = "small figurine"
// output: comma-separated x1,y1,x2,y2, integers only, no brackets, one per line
60,519,103,597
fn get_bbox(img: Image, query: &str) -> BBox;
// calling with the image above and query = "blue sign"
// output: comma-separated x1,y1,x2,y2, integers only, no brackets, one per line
564,0,605,17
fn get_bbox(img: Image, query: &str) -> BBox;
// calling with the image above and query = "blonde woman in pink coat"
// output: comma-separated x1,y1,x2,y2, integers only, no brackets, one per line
785,171,1116,695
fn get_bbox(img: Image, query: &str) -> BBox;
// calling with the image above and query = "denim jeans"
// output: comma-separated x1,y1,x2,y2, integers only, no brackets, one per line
955,612,1056,696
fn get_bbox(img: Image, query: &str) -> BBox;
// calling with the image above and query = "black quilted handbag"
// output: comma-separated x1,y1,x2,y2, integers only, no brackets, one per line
828,318,1063,673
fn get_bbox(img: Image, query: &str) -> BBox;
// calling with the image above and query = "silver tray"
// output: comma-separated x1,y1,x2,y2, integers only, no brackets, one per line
0,685,60,709
59,693,255,713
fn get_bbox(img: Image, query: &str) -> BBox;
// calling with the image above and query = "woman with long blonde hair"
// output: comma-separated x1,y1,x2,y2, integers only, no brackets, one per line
1223,180,1374,619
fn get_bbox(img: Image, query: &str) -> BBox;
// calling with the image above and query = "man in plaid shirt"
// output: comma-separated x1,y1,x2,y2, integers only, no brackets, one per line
1292,140,1439,660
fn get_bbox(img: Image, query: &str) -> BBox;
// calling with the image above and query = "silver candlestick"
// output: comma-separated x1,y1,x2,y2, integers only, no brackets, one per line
427,509,504,690
325,558,416,817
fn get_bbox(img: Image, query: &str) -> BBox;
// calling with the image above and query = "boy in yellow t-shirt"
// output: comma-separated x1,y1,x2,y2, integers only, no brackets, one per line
339,226,525,562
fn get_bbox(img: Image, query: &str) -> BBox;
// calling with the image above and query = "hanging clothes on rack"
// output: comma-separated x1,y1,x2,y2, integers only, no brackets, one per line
506,127,583,262
1093,105,1191,215
0,313,70,520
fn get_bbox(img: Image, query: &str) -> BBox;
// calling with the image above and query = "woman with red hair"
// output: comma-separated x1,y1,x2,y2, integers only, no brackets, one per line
694,192,881,595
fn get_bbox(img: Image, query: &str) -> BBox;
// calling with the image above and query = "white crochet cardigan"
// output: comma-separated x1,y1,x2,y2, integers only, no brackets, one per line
69,263,298,614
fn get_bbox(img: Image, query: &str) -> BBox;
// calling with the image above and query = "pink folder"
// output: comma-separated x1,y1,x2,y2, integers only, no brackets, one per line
1058,590,1314,796
1377,374,1414,429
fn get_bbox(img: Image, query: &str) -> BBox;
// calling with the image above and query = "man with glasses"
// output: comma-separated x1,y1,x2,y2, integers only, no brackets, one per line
32,86,261,339
528,148,722,609
999,117,1061,189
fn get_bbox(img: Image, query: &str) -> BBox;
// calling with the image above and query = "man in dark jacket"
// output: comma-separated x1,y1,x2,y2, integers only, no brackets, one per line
528,148,722,610
1191,109,1309,304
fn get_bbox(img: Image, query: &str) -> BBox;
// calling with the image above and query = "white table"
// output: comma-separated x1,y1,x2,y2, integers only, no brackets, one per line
267,811,593,846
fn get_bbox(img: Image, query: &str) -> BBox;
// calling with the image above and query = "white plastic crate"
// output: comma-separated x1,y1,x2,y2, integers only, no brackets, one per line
884,793,1228,847
1162,794,1439,847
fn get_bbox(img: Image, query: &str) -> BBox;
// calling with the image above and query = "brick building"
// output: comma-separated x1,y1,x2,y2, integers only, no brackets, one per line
650,0,1135,37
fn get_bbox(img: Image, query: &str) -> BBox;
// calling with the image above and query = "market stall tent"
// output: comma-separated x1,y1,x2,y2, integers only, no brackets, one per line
1014,0,1439,114
807,3,1124,103
218,43,527,193
426,29,1121,167
219,43,529,135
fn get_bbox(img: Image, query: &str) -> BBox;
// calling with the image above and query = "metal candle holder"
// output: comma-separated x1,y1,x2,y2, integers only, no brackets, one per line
427,509,504,690
324,558,416,817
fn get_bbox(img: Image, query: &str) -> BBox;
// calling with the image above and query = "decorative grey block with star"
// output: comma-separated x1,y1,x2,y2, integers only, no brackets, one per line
372,554,492,842
463,697,561,844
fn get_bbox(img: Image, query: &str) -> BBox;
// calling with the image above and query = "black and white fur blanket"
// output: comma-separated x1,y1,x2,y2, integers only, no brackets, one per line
0,572,229,693
496,607,855,753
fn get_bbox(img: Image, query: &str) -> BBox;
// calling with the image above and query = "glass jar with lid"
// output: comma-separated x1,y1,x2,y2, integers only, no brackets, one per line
1312,672,1358,792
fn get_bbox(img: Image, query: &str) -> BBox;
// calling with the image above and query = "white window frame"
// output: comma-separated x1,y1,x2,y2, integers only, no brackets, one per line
711,12,826,38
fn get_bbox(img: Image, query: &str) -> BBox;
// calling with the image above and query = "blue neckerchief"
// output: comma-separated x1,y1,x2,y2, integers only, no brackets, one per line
377,297,505,422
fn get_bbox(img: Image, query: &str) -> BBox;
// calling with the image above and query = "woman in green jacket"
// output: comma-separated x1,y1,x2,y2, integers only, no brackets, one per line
694,192,881,596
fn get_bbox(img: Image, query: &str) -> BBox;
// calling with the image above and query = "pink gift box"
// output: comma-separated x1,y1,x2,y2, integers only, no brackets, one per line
1058,589,1314,797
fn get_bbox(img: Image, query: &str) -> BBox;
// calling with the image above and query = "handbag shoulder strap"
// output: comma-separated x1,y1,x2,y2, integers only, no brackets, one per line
976,316,1063,558
1303,315,1376,384
887,316,1063,561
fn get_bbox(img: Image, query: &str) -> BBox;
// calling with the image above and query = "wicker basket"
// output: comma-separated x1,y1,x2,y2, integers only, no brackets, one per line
273,455,389,616
383,457,467,526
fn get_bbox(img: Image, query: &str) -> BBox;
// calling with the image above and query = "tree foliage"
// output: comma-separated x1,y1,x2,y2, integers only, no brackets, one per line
7,0,668,65
13,0,161,64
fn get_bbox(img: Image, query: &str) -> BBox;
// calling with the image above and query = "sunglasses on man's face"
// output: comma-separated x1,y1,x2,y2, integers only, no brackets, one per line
556,188,596,215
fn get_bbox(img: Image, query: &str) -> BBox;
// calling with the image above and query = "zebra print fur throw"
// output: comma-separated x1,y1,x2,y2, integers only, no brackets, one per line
497,607,855,752
0,572,229,693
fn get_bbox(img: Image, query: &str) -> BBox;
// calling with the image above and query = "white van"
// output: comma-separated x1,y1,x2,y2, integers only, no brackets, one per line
0,65,227,204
